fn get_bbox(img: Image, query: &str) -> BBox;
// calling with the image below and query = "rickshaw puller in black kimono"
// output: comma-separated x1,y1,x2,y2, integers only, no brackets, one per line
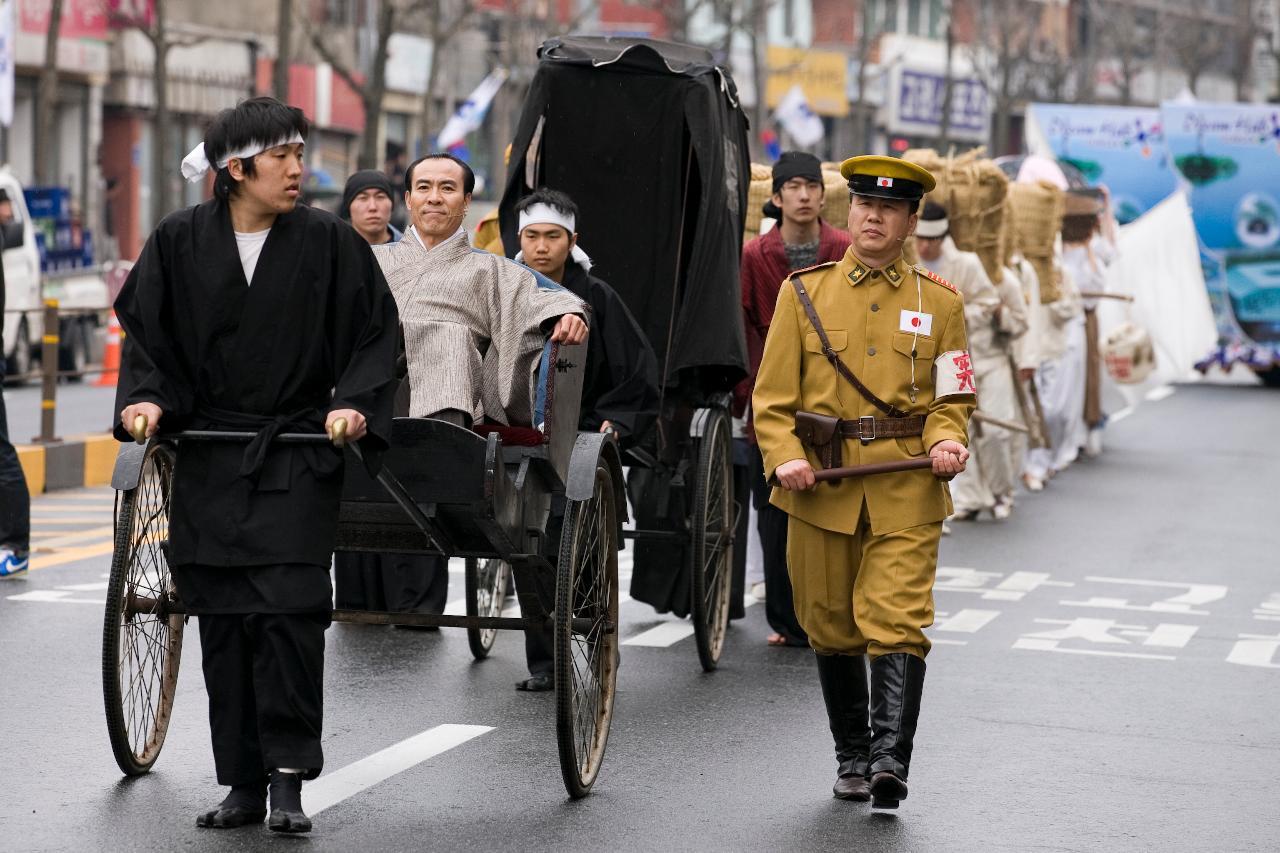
112,97,399,834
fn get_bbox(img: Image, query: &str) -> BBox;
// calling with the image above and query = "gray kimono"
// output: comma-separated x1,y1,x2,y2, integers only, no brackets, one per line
373,230,586,425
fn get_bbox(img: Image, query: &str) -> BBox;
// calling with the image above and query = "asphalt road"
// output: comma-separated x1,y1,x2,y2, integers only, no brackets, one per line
2,382,1278,852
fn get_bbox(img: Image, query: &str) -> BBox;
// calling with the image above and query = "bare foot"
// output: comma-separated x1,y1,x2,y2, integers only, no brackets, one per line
767,633,788,646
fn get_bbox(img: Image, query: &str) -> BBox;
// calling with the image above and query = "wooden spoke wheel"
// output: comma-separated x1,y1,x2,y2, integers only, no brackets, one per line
553,461,620,799
465,558,511,660
690,407,734,672
102,441,184,776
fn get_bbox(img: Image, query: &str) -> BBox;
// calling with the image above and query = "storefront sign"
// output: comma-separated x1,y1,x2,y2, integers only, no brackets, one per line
886,67,988,142
765,46,848,118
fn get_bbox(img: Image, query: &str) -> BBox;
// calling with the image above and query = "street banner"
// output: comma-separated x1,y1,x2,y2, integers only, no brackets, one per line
436,68,508,151
0,0,12,127
774,84,824,148
1026,103,1178,224
1162,102,1280,369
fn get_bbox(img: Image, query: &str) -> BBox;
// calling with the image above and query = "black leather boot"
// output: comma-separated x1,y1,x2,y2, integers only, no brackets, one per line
268,770,312,833
868,653,926,810
814,653,872,801
195,778,267,828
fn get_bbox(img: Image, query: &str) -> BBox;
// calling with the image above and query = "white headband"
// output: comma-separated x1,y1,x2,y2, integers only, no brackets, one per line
179,133,306,184
518,203,575,235
915,217,949,239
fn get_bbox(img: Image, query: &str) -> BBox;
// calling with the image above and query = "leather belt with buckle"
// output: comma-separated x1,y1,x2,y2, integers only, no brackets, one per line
837,414,926,444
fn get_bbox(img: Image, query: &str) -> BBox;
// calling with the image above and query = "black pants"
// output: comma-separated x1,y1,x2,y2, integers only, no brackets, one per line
749,444,808,646
332,552,448,613
198,612,330,785
0,361,30,552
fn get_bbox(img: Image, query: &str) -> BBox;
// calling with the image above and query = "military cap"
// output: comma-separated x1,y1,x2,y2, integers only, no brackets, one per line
840,155,935,203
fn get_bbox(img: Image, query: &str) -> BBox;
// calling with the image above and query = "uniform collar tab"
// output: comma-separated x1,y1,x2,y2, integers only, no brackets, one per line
847,255,906,287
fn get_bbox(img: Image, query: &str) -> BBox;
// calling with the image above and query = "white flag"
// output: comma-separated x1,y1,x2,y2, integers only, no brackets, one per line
0,0,14,127
774,84,825,147
436,69,509,150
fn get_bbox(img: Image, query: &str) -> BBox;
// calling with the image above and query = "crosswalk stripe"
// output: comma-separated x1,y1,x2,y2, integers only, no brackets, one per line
305,724,494,815
622,621,696,647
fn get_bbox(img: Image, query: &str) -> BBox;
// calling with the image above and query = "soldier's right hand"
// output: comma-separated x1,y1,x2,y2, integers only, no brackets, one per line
776,459,817,491
121,402,163,440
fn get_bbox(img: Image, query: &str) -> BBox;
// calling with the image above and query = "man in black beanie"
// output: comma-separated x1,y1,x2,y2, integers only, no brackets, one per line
737,151,850,651
341,169,401,245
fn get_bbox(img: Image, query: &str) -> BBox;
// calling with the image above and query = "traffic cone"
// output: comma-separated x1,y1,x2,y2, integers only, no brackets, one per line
96,312,121,387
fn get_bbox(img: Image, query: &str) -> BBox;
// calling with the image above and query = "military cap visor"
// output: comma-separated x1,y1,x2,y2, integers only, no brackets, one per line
840,155,936,203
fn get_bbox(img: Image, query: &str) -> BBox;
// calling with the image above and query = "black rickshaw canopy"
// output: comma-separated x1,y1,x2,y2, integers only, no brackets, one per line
499,35,751,397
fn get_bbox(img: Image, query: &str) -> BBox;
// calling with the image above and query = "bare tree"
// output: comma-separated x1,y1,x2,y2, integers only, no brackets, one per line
968,0,1037,156
418,0,482,154
301,0,434,170
1164,11,1228,96
110,1,209,225
34,0,65,185
1230,0,1259,101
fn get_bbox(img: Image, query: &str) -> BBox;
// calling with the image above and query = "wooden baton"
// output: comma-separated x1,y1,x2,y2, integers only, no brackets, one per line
812,457,935,483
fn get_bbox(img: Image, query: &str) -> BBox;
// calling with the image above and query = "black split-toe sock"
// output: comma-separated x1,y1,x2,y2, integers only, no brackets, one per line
195,780,267,828
268,770,313,834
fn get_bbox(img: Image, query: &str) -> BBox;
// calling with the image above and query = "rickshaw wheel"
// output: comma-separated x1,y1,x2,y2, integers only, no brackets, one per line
465,558,510,660
691,407,734,672
102,441,184,776
554,461,620,799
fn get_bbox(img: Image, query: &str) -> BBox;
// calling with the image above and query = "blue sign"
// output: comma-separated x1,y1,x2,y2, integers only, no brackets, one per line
893,69,988,137
1028,104,1178,224
1164,102,1280,362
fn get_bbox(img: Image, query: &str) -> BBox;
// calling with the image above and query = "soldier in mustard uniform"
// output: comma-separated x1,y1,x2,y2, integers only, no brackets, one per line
752,156,975,809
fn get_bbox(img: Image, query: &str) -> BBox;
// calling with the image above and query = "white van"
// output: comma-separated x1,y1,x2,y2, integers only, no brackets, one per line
1,169,110,382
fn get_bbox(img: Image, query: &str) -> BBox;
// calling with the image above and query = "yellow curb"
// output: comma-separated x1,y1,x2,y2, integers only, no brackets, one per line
16,444,45,496
82,434,118,487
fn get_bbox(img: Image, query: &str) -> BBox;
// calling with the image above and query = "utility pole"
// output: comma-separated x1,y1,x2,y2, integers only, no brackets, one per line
275,0,292,101
938,0,955,153
34,0,66,185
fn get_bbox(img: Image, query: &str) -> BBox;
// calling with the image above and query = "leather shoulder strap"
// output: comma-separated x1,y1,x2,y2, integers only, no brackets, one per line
790,275,909,419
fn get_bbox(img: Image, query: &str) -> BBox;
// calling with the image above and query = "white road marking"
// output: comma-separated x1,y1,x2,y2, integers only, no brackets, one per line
934,609,1000,633
622,621,695,647
1109,406,1135,424
304,724,493,814
6,590,101,604
1144,385,1175,402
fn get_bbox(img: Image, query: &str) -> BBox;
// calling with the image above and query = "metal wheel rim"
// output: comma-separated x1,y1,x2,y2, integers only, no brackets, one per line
112,445,182,769
695,415,734,664
474,559,509,650
563,468,619,791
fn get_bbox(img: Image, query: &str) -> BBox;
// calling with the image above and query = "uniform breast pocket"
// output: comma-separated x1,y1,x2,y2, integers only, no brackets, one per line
891,331,937,363
805,330,847,354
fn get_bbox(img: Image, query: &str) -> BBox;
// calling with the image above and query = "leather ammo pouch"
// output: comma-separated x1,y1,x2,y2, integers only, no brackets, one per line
794,411,843,470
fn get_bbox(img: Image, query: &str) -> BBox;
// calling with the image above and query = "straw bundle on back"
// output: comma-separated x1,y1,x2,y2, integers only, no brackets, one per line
1007,180,1065,303
822,168,850,232
903,148,1009,283
744,163,773,242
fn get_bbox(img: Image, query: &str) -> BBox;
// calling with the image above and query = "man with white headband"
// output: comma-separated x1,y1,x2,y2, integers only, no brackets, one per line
914,201,1025,523
511,187,659,691
114,96,400,834
373,154,586,428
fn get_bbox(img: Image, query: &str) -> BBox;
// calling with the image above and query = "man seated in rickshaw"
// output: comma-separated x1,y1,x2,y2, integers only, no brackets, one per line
373,154,587,428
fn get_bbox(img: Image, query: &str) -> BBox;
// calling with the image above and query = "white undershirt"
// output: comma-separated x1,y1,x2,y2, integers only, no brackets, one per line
234,228,271,285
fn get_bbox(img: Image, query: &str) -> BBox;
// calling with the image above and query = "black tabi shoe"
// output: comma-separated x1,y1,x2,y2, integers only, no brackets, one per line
267,770,312,834
814,653,873,802
515,673,553,692
195,780,267,828
867,653,927,810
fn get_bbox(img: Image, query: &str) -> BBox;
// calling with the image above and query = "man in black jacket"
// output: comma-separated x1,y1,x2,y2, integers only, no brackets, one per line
512,187,659,690
0,224,32,578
